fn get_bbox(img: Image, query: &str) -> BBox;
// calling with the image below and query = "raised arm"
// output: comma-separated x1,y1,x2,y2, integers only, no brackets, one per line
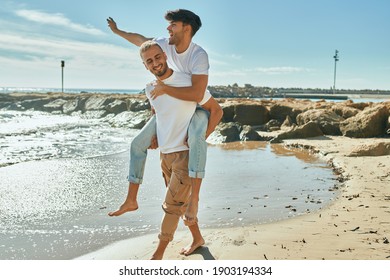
107,17,152,47
200,97,223,139
151,74,208,103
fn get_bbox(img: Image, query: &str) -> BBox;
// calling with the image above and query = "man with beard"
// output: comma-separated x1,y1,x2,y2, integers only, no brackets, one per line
138,40,218,259
107,10,222,249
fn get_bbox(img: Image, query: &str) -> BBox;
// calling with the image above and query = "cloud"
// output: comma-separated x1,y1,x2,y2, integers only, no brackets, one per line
15,9,104,36
254,66,311,74
0,33,136,61
208,50,242,66
0,33,149,88
210,69,247,77
210,66,311,78
230,54,242,60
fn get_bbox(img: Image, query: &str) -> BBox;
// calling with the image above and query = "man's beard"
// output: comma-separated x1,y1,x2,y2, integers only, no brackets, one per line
168,33,179,45
154,64,168,77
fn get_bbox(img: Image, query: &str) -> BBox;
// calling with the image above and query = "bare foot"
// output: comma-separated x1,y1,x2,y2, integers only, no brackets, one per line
150,253,163,260
108,201,138,216
150,240,168,260
179,238,205,256
184,200,198,223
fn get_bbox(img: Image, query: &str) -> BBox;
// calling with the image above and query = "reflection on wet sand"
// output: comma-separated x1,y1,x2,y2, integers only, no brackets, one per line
271,143,321,164
211,141,268,151
211,140,329,165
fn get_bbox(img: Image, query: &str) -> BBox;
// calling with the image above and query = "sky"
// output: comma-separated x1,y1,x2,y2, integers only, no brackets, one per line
1,0,389,90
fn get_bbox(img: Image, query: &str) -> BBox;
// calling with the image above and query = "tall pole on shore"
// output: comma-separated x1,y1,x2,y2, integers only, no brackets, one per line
333,50,339,94
61,60,65,93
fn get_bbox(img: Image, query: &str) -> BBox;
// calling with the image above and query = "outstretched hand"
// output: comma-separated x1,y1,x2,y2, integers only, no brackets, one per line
106,17,117,31
150,80,166,100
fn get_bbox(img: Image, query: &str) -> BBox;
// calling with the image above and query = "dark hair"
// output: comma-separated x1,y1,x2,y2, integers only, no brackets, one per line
165,9,202,36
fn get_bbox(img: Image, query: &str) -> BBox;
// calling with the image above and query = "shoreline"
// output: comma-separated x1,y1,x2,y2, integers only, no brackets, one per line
76,136,390,260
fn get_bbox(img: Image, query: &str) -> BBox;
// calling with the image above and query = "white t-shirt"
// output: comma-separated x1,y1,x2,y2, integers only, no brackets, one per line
154,37,209,75
145,71,211,154
154,37,212,105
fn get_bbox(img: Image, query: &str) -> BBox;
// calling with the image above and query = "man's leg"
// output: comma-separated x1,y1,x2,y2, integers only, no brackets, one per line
150,239,169,260
152,151,201,259
108,116,156,216
180,222,205,256
108,183,139,216
151,152,182,259
186,108,209,222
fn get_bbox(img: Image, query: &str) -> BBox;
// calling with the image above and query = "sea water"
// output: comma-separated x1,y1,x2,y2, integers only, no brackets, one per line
0,109,338,260
0,110,138,167
0,87,141,95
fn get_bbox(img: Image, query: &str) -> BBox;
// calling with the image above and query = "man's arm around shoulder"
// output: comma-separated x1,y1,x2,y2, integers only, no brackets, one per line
151,74,208,102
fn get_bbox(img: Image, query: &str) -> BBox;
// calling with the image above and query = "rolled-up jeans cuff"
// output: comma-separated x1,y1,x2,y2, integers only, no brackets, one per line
188,170,205,179
127,176,143,184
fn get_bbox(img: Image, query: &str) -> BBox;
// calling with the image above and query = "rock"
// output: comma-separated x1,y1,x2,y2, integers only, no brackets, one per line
63,98,83,114
331,104,360,119
233,104,269,125
339,104,389,137
108,111,151,129
215,122,242,142
347,142,390,157
220,102,269,125
105,99,128,114
43,99,68,112
0,95,14,103
296,109,344,135
84,96,114,111
281,115,296,130
270,121,324,143
265,119,282,131
82,110,107,119
107,111,133,127
1,102,21,110
254,119,282,132
387,116,390,135
206,131,225,145
343,100,370,111
221,104,235,122
240,125,263,141
129,111,152,129
269,103,303,123
19,98,49,111
129,99,151,111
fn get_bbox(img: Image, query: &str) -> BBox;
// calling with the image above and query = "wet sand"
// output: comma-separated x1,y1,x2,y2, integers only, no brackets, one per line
76,136,390,260
0,142,336,259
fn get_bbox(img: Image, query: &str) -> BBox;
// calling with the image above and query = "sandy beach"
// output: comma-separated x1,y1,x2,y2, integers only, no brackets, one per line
1,92,389,260
76,136,390,260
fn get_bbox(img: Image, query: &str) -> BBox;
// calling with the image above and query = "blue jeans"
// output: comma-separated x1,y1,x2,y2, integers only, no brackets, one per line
128,107,209,183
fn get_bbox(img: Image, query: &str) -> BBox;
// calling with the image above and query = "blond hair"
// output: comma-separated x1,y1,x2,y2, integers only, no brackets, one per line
139,40,163,57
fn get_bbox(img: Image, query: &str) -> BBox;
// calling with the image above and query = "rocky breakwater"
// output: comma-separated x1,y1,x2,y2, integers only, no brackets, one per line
1,92,389,147
210,97,390,146
0,92,152,129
